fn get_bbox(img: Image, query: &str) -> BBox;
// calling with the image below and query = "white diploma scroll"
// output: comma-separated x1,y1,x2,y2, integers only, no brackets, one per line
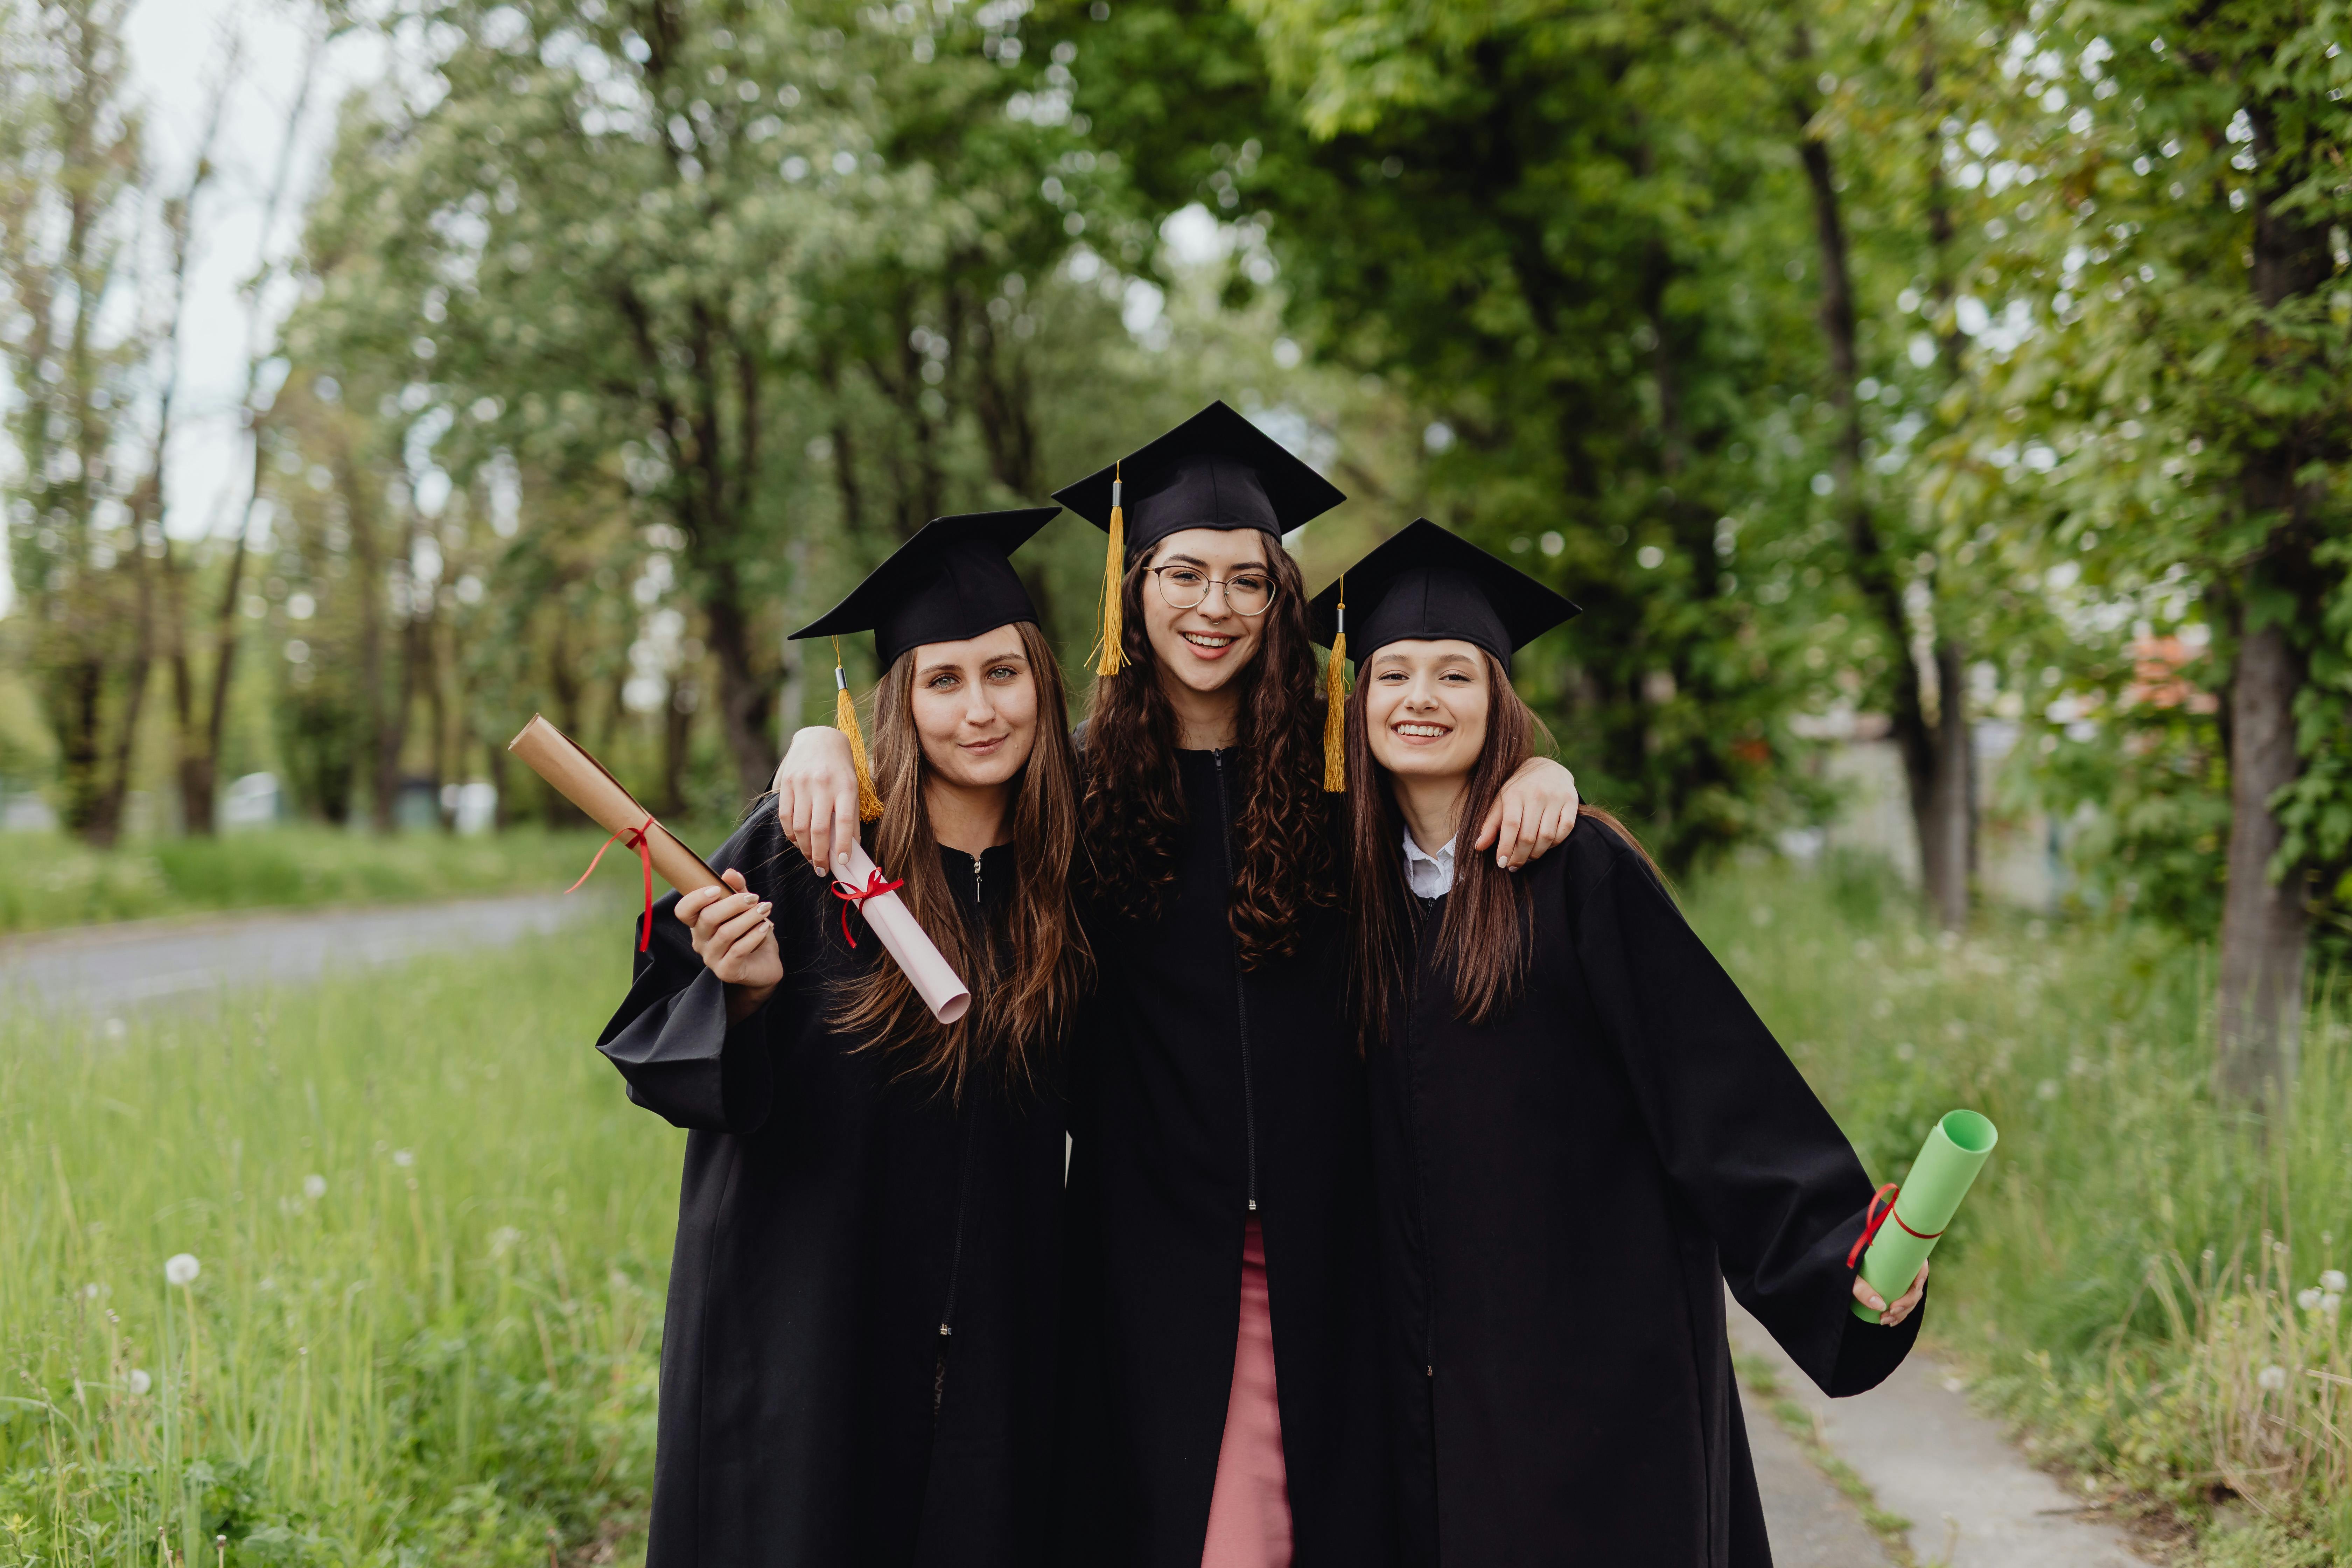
836,841,972,1024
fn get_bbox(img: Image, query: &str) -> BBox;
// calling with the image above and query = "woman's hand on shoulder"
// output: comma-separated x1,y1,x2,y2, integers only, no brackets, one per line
774,725,862,878
1476,756,1581,870
677,868,781,1019
1854,1260,1929,1327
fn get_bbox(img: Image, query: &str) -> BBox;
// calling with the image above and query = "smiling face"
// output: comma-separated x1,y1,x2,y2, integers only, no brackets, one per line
906,623,1041,789
1139,526,1276,697
1362,638,1493,785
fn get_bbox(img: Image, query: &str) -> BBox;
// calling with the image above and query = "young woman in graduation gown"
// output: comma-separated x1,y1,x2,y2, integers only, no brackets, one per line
1312,520,1931,1568
772,406,1582,1568
597,509,1091,1568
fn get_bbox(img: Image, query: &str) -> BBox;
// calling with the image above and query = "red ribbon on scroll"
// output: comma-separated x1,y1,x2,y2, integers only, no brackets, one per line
832,868,907,948
1847,1183,1901,1270
569,816,656,952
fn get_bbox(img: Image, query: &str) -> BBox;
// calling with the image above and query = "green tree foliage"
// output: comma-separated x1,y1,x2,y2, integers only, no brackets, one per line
0,0,156,843
1048,0,1894,870
1941,0,2352,1096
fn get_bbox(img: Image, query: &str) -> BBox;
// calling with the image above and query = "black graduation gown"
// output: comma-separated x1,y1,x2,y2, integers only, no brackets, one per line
596,814,1067,1568
1060,747,1394,1567
1367,825,1922,1568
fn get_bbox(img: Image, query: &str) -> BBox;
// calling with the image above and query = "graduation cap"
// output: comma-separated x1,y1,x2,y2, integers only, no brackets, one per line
1052,400,1346,676
791,506,1060,817
1307,518,1581,791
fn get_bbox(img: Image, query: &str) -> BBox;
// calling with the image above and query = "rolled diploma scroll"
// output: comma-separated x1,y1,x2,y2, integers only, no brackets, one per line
1853,1108,1999,1323
838,841,972,1025
508,714,721,899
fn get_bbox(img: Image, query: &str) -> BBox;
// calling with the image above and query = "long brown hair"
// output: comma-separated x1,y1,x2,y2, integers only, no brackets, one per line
1080,540,1338,965
1346,650,1659,1042
831,621,1092,1095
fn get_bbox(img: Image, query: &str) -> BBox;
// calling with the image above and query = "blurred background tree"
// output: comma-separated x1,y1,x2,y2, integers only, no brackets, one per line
2,0,2349,1107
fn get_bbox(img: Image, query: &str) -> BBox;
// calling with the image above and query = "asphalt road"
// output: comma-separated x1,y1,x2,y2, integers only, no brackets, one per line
2,897,2147,1566
0,891,604,1018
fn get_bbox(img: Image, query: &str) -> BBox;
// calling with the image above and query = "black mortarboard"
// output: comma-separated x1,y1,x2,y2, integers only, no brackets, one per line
1309,518,1580,674
1054,400,1346,557
790,507,1058,819
1053,401,1345,674
791,507,1058,670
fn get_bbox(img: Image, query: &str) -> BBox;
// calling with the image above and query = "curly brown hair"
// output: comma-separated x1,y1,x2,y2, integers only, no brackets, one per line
1079,541,1340,966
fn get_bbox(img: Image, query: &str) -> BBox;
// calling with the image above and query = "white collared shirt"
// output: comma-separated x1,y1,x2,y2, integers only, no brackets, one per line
1402,829,1457,899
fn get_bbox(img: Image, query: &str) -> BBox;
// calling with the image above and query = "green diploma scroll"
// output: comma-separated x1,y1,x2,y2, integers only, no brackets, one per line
1851,1109,1998,1323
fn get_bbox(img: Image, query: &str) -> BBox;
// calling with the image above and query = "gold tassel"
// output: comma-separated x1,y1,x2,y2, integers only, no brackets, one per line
1092,461,1127,677
834,638,884,821
1322,589,1348,793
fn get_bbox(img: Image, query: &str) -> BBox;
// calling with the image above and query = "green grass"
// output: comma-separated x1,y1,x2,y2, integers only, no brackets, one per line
0,826,726,936
6,851,2350,1565
0,931,670,1567
1689,854,2352,1566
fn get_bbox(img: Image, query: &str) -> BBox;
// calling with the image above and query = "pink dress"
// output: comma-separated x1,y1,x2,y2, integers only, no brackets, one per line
1199,1217,1294,1568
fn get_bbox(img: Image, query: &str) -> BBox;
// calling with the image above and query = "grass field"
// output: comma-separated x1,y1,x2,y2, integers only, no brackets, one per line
0,930,668,1567
4,855,2348,1564
0,826,729,936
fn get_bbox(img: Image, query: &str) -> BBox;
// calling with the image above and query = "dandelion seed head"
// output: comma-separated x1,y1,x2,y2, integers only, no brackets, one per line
163,1253,200,1287
303,1174,328,1200
126,1368,152,1395
2257,1364,2288,1391
2036,1079,2060,1101
2322,1269,2346,1293
393,1148,415,1168
1894,1042,1916,1062
2300,1287,2325,1312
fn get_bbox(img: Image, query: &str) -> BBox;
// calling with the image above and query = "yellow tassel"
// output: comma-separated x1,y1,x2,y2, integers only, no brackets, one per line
1092,460,1127,677
1322,592,1348,793
833,638,884,821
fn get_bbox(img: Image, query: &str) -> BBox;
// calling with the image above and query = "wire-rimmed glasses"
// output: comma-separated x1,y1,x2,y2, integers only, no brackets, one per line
1147,564,1278,617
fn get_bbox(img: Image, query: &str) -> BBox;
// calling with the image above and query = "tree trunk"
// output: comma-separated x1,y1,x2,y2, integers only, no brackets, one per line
2210,102,2334,1109
1919,639,1973,931
2214,606,2306,1109
704,563,778,806
1792,59,1966,925
337,426,394,832
189,435,264,836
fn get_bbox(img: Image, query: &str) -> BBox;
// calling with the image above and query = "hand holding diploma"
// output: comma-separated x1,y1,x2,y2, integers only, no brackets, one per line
678,870,782,1023
511,714,970,1023
1849,1108,2000,1325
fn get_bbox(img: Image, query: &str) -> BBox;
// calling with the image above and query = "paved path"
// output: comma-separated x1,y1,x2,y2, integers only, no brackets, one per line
1730,1298,2147,1567
0,892,606,1017
1738,1373,1893,1566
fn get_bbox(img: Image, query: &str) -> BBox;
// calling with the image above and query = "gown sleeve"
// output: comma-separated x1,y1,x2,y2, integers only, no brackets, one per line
1567,834,1921,1396
594,812,808,1135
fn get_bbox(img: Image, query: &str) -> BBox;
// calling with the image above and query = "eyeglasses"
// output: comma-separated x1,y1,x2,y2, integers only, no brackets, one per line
1148,564,1278,617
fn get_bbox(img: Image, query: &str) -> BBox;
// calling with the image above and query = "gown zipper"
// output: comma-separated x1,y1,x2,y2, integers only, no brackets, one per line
1209,750,1261,1212
933,1113,976,1423
1408,895,1444,1556
933,858,985,1424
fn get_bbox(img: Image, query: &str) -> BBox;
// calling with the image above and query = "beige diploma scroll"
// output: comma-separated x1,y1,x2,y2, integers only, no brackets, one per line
509,713,722,913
